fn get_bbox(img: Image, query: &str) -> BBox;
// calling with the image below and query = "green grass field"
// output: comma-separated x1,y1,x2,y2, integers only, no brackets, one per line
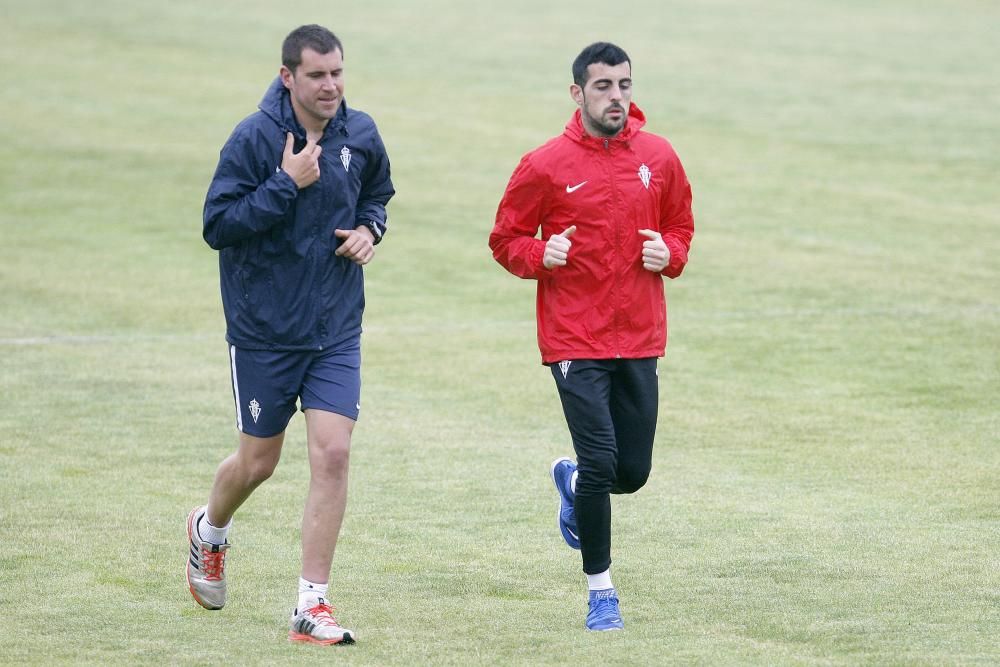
1,0,998,664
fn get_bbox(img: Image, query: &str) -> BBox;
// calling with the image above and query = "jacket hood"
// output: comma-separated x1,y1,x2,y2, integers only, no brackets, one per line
258,77,296,132
257,76,348,138
563,102,646,146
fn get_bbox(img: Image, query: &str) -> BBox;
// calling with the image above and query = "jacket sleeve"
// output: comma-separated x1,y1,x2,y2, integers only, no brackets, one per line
658,153,694,279
489,155,552,280
354,128,395,239
202,127,299,250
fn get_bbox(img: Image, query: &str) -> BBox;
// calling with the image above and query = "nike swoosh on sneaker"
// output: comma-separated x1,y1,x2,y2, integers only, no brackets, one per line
566,181,587,193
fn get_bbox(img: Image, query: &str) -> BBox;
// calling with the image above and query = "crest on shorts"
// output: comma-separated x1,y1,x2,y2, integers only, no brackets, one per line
248,398,261,424
638,163,651,189
340,146,352,172
559,360,572,379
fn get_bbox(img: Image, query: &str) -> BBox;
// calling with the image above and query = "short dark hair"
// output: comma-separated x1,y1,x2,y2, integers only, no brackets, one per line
282,24,343,72
572,42,630,87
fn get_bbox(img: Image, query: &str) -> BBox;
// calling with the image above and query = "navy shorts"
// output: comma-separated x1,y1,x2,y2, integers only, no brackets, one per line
228,339,362,438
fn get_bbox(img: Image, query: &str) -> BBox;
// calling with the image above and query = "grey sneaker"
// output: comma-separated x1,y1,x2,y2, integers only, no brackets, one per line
186,506,229,610
288,599,356,645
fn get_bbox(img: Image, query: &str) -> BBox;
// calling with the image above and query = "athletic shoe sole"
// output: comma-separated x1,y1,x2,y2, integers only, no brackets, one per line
288,630,356,645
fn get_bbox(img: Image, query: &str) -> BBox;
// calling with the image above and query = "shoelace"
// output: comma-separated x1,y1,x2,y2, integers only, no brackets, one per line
200,546,226,581
305,602,342,627
591,597,619,619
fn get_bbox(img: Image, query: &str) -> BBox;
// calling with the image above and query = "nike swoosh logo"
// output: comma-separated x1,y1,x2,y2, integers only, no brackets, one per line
566,181,587,193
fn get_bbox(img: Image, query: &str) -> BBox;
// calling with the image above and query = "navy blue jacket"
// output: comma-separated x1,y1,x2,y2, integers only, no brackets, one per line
204,77,394,351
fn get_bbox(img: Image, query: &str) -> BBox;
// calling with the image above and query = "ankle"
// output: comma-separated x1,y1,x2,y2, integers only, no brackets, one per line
198,510,231,545
586,569,613,591
298,577,329,611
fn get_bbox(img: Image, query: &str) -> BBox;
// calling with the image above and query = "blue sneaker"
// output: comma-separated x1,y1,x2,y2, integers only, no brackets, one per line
586,588,624,631
550,457,580,549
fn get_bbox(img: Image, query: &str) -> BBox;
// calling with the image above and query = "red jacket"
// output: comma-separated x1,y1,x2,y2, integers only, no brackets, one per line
490,104,694,364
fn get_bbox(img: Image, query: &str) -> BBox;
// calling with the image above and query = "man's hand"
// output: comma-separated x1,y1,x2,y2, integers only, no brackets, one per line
543,225,577,269
334,226,375,265
281,132,322,189
638,229,670,272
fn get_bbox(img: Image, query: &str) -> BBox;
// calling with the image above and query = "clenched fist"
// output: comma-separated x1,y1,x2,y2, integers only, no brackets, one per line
638,229,670,272
543,225,577,269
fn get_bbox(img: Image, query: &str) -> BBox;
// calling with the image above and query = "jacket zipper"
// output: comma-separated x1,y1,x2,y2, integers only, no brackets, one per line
604,138,622,359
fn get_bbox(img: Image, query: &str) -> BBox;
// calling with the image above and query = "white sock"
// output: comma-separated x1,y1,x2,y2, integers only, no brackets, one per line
298,577,328,611
586,569,614,591
198,510,231,545
571,470,578,494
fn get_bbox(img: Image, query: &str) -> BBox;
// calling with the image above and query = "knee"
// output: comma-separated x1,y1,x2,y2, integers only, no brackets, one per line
242,456,278,486
614,463,650,494
577,454,618,494
311,439,351,477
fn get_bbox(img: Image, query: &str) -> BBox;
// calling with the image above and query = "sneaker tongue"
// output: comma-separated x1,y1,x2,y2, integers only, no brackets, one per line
592,589,616,600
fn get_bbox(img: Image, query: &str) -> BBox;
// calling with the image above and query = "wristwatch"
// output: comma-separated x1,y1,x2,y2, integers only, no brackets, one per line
358,220,383,245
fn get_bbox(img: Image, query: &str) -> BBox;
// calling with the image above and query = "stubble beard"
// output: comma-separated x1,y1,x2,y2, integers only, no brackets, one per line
584,108,625,137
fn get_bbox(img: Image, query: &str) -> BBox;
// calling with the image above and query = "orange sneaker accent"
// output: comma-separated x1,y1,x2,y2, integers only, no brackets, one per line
288,601,355,645
199,546,226,581
287,630,349,646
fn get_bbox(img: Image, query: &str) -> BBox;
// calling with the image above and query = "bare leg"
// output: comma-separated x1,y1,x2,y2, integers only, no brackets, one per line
300,409,354,583
206,431,285,528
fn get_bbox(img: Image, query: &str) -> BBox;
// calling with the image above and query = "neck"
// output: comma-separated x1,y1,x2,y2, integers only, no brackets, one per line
291,100,333,138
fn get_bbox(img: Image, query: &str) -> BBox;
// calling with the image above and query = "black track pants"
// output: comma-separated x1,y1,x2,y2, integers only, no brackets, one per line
550,358,658,575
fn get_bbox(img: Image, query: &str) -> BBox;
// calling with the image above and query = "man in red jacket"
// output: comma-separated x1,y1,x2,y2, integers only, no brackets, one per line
489,42,694,632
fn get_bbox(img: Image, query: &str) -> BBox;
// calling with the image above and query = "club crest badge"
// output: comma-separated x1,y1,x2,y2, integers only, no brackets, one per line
248,398,261,424
340,146,352,172
638,163,651,189
559,360,572,379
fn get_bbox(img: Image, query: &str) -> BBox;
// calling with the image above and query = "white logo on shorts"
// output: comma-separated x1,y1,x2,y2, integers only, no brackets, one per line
248,398,261,424
559,360,571,379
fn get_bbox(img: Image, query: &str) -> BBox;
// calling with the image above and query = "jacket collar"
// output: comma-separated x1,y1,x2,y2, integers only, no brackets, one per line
563,102,646,147
258,76,349,140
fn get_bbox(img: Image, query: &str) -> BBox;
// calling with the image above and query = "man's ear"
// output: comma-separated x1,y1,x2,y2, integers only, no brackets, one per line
280,65,294,90
570,83,584,106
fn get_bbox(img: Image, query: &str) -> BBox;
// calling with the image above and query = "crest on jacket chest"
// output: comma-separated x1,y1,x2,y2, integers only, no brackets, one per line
340,145,352,172
638,163,651,189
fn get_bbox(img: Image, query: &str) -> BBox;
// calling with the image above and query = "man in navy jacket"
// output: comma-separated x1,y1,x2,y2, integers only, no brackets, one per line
187,24,393,646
